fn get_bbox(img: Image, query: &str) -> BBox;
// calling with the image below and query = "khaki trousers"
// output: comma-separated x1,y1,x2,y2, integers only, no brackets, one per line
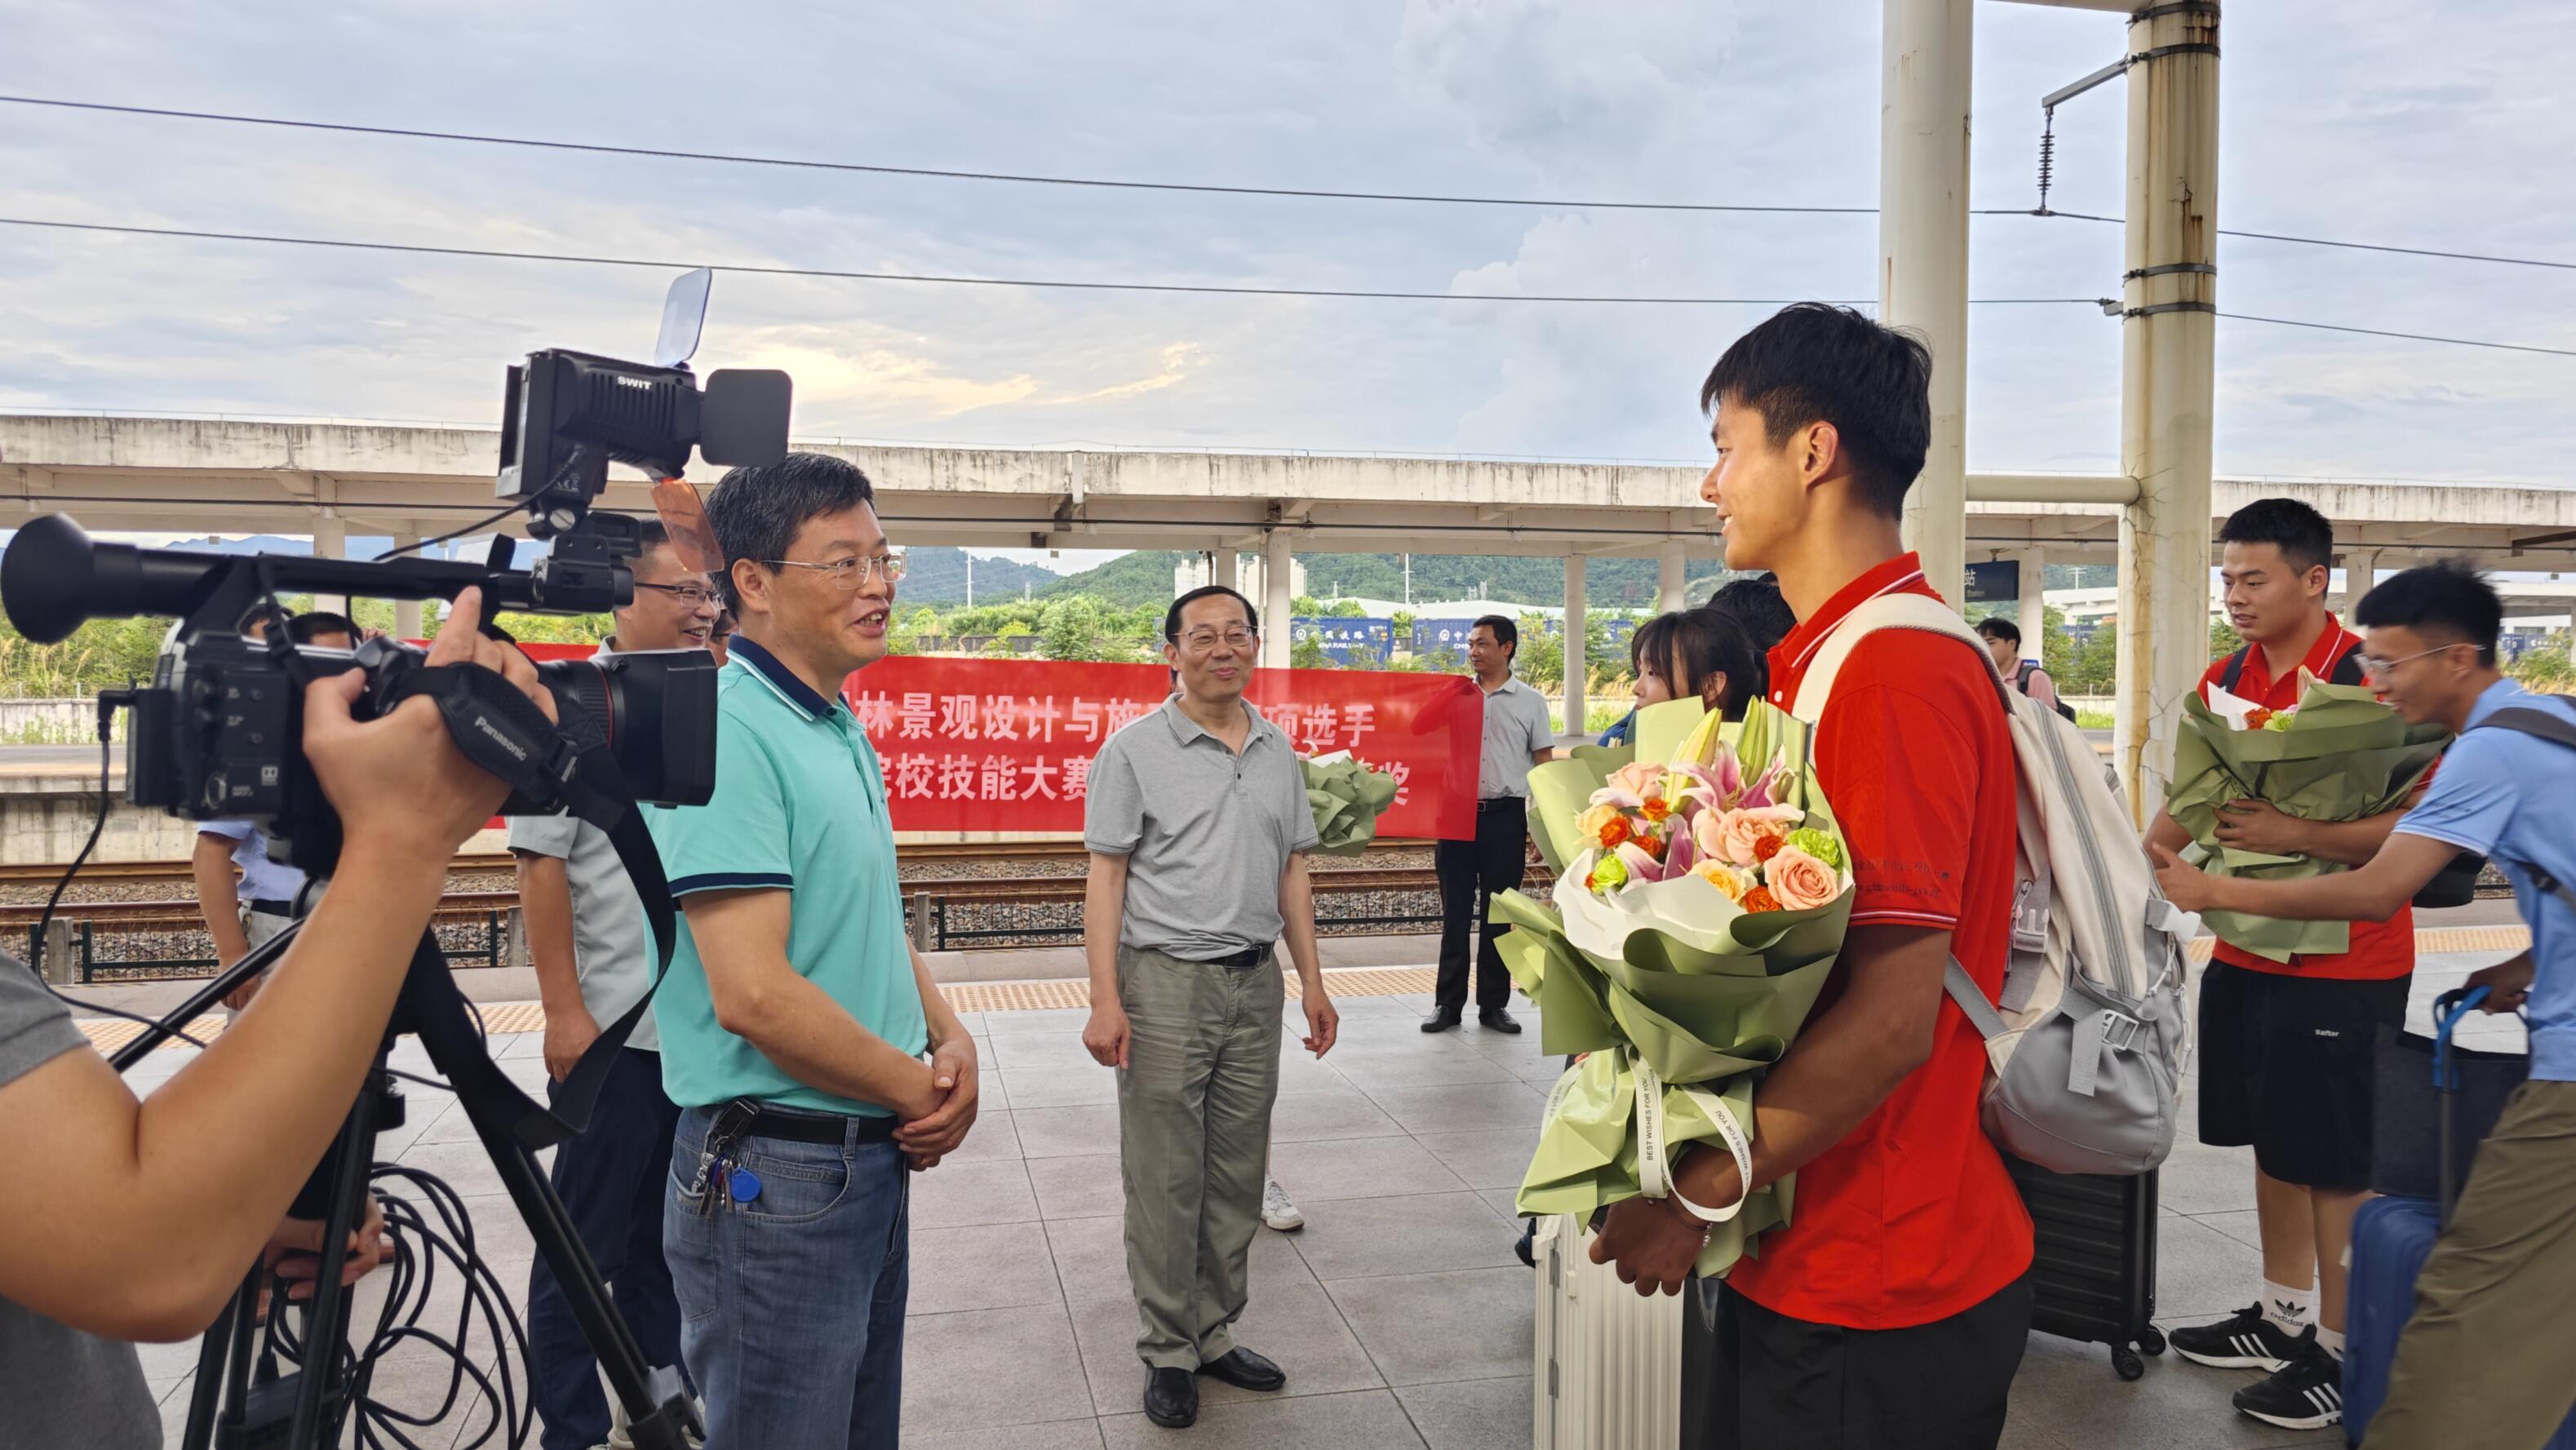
2369,1080,2576,1449
1116,944,1283,1370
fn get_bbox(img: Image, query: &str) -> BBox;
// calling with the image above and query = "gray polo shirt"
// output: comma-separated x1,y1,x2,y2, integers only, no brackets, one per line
0,962,158,1450
508,644,657,1052
1084,698,1321,960
1476,676,1558,800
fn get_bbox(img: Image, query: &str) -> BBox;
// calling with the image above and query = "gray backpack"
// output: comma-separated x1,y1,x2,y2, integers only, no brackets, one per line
1792,593,2190,1176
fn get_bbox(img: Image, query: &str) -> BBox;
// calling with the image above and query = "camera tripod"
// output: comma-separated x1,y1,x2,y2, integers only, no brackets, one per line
113,912,699,1450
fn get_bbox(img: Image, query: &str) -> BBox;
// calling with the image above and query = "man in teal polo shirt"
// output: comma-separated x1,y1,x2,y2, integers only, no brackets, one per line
650,452,978,1450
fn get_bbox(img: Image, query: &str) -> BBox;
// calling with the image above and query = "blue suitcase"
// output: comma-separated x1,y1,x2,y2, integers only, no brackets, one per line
2343,991,2576,1446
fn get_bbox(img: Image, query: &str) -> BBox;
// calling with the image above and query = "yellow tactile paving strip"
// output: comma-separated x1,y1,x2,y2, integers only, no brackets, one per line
76,925,2532,1052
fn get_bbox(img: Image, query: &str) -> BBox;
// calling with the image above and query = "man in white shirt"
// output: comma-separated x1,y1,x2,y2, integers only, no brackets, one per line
1425,614,1553,1034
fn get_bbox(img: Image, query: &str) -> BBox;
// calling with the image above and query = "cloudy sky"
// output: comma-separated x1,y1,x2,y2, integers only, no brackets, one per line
2,0,2570,571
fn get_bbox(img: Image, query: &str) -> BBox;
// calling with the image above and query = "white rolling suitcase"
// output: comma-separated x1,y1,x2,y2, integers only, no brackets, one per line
1531,1213,1684,1450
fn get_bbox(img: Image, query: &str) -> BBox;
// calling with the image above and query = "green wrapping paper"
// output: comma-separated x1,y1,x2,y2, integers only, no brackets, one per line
1492,697,1850,1278
1300,752,1401,858
2168,679,2449,961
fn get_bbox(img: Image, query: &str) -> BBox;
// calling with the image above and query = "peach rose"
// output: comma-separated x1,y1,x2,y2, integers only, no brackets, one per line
1691,860,1750,902
1765,845,1841,911
1604,759,1668,803
1715,805,1802,867
1574,801,1624,847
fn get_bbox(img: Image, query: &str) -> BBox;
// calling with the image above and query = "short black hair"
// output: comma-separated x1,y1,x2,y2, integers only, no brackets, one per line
1975,616,2022,647
1163,585,1257,641
635,517,671,554
1472,614,1518,657
2219,497,2335,577
703,452,877,613
1700,574,1793,709
1700,303,1933,518
288,610,357,645
1631,609,1764,721
2355,560,2503,667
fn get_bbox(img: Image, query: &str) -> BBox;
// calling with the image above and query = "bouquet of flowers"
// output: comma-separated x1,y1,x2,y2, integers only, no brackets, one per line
1494,697,1854,1278
2170,670,2450,960
1300,751,1401,858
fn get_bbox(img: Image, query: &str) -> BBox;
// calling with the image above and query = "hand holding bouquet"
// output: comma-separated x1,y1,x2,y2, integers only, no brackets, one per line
1493,698,1855,1278
2170,671,2448,960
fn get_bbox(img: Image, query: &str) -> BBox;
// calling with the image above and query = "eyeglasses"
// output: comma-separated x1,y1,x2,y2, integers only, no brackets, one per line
2360,642,2467,679
1175,627,1258,653
633,581,724,608
761,551,908,589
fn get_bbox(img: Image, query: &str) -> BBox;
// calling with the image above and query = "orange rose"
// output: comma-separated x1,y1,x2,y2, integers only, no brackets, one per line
1751,834,1784,864
1764,845,1841,912
1640,797,1672,824
1741,886,1781,914
1600,815,1632,849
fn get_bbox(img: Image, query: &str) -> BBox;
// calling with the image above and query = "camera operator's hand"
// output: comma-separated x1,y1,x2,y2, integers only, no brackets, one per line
264,1195,389,1303
305,587,554,862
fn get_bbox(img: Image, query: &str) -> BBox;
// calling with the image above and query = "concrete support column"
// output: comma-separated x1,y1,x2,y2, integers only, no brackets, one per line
2342,547,2382,619
310,514,349,617
1261,530,1292,669
2112,0,2220,822
1882,0,1974,606
393,534,424,640
1656,538,1687,615
1563,554,1588,736
1213,546,1239,594
2016,548,2048,665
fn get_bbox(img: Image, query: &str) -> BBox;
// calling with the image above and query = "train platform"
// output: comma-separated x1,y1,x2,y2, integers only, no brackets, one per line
74,916,2530,1450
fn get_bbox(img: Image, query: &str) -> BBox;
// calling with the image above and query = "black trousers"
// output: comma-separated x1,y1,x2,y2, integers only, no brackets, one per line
1434,797,1524,1013
1682,1272,2034,1450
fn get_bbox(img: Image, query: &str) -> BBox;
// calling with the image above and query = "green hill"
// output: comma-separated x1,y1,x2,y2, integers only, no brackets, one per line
900,547,1063,605
1040,550,1738,612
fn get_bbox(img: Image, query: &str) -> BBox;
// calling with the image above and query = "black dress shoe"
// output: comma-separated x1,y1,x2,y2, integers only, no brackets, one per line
1144,1367,1199,1427
1421,1009,1463,1033
1479,1008,1523,1035
1198,1346,1288,1393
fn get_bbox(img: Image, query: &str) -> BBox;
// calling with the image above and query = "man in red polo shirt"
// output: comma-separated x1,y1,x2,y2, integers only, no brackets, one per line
2146,497,2417,1434
1594,303,2033,1450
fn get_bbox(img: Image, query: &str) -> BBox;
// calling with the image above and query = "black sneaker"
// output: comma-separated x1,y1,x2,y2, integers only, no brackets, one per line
2232,1337,2341,1431
2169,1302,2306,1370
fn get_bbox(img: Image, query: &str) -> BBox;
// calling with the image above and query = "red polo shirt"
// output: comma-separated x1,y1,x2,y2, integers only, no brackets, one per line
1723,553,2033,1330
2197,614,2416,982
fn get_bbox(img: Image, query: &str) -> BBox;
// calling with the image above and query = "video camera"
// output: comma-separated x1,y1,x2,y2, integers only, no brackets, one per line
0,268,791,875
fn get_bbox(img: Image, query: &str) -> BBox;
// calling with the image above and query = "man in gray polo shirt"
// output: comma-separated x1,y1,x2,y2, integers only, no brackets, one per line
1080,583,1341,1430
513,519,718,1450
1425,613,1554,1033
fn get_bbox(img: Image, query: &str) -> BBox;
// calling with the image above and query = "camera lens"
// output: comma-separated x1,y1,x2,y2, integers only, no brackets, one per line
533,650,720,807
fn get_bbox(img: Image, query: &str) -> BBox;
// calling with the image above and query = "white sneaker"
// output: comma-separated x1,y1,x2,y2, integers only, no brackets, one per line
1261,1177,1305,1232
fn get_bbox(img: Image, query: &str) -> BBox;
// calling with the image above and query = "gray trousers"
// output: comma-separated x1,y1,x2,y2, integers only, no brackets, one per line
1116,944,1284,1370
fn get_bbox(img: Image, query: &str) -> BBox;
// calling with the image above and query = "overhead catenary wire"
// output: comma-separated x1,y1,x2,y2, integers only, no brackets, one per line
0,216,2099,308
7,94,2572,273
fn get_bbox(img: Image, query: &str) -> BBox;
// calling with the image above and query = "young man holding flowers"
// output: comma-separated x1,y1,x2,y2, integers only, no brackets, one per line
1595,303,2033,1450
2144,497,2418,1434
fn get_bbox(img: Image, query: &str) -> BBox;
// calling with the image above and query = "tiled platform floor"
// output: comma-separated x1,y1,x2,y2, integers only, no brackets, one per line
107,949,2523,1448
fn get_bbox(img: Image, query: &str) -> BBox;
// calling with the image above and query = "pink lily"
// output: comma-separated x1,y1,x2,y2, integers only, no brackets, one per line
1616,840,1668,883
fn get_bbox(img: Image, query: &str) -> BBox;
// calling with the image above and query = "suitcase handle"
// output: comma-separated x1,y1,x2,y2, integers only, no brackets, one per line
2430,986,2491,1224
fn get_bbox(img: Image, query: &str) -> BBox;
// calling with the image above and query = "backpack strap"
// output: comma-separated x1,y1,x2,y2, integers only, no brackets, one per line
2013,659,2037,692
1788,592,2012,725
2217,645,2251,693
2325,639,2368,688
2464,698,2576,912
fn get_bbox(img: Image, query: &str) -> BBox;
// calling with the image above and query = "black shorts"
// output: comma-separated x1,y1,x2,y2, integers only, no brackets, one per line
1683,1274,2034,1450
2197,960,2410,1191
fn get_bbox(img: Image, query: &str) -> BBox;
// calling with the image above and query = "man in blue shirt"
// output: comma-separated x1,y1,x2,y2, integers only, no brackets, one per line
2153,561,2576,1449
649,453,978,1450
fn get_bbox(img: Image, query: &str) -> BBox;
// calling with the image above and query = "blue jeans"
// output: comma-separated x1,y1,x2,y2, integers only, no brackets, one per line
665,1104,911,1450
530,1047,687,1450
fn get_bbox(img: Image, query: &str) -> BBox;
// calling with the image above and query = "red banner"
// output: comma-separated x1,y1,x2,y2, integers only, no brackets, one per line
492,645,1481,840
840,657,1481,840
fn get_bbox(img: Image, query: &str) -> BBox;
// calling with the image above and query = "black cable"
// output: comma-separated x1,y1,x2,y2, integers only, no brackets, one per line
14,95,2574,273
2015,208,2576,273
0,216,2102,308
0,93,1880,216
2218,312,2576,358
24,694,215,1048
374,503,521,560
